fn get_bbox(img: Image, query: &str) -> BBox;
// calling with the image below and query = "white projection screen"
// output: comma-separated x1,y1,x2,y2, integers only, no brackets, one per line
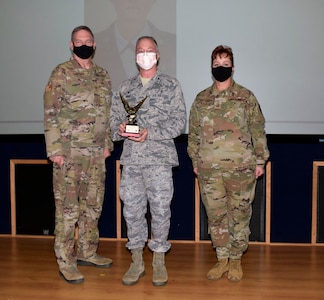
1,0,324,134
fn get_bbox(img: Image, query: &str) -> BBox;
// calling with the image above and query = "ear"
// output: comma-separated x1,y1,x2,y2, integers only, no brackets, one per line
69,41,74,51
93,41,96,50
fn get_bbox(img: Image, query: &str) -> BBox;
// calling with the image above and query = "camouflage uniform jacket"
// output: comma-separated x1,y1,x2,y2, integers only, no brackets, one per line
187,81,269,171
110,70,186,166
44,58,113,157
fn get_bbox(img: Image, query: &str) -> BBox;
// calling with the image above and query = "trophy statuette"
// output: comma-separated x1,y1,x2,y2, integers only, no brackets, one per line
119,92,147,137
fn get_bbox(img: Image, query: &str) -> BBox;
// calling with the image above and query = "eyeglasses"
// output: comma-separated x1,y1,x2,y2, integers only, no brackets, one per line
73,39,94,47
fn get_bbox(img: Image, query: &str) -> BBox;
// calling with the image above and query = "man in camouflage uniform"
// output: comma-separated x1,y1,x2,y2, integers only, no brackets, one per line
188,45,269,282
110,36,186,286
44,25,114,284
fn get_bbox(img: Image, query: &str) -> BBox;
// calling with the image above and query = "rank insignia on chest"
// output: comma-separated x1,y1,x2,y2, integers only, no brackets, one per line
214,100,221,109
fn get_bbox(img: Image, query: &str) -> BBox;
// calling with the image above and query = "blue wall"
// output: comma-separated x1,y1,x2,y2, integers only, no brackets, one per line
1,134,324,243
267,135,324,243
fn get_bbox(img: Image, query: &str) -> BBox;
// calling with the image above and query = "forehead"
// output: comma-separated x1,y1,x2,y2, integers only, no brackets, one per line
136,38,156,50
213,53,231,62
73,29,93,40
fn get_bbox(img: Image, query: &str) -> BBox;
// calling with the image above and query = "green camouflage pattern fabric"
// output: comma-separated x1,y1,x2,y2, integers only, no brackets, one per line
188,80,269,259
198,167,256,259
53,147,106,268
187,81,269,171
43,58,113,268
44,58,113,156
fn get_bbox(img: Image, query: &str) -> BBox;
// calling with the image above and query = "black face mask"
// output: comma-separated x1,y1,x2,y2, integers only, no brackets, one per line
73,45,94,59
212,66,232,82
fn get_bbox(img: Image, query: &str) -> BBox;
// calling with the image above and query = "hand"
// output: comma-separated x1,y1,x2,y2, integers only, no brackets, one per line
255,166,264,179
104,148,111,158
118,122,127,136
49,155,64,167
193,167,198,175
128,128,148,143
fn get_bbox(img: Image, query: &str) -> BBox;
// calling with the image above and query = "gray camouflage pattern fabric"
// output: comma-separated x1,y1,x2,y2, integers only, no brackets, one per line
120,165,173,252
110,70,186,252
110,70,186,167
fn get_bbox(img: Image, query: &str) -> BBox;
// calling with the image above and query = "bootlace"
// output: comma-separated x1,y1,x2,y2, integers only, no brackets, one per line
231,260,241,271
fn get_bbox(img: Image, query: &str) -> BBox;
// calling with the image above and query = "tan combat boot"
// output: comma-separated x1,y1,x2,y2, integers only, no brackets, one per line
207,258,229,280
59,265,84,284
228,259,243,281
77,254,112,268
152,252,168,286
122,248,145,285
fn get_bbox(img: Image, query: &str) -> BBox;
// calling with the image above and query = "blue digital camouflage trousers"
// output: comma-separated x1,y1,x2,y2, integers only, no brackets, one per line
198,167,256,260
52,147,106,269
120,165,173,253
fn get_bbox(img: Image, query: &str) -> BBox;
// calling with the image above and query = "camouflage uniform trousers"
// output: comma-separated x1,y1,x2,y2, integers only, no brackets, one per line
53,147,106,269
120,165,173,252
198,167,256,260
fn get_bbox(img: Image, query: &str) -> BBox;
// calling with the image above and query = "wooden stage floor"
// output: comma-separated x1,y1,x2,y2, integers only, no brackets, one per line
0,236,324,300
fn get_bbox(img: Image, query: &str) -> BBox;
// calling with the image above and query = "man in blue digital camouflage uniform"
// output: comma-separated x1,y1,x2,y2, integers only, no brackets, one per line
44,25,114,284
188,45,269,282
110,36,186,286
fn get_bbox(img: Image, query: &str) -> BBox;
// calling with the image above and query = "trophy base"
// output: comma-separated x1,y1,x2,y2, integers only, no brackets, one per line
121,132,141,138
122,124,140,137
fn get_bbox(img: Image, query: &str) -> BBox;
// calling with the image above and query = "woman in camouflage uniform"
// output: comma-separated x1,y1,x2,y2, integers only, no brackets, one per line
188,45,269,282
